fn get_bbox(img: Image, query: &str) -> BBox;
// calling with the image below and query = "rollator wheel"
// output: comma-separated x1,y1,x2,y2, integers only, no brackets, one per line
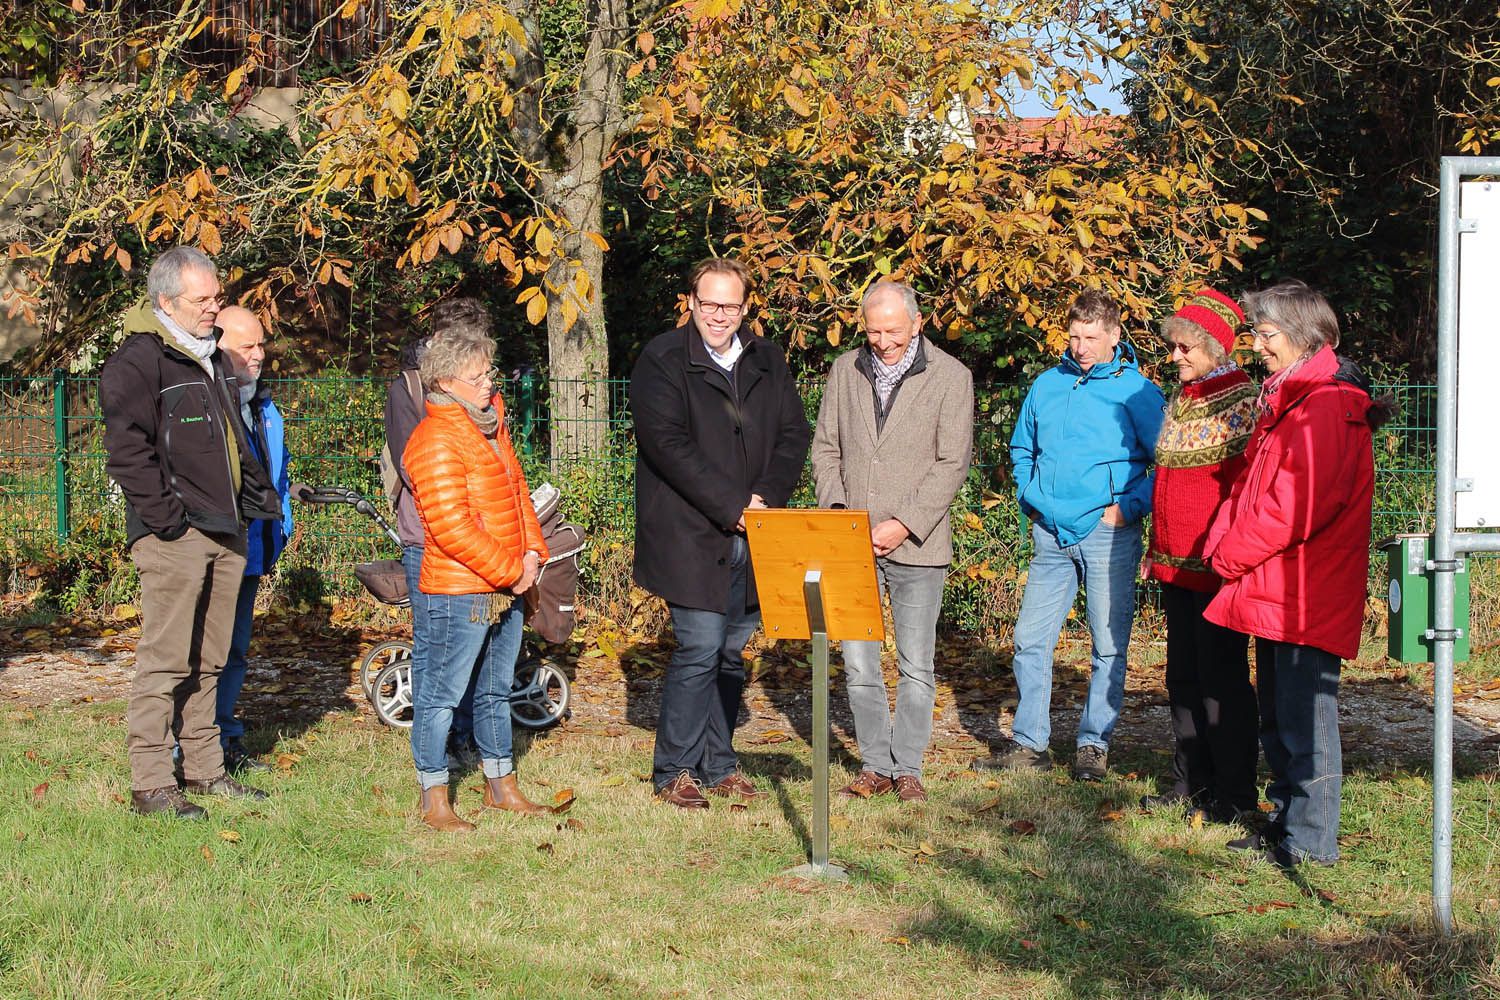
371,660,415,729
359,639,413,701
510,654,571,730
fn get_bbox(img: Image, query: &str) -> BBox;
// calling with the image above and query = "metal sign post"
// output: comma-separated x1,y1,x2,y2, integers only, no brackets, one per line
1431,156,1500,934
744,509,883,882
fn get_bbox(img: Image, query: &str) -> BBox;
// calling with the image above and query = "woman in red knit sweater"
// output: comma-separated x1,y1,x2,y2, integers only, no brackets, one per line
1143,289,1260,824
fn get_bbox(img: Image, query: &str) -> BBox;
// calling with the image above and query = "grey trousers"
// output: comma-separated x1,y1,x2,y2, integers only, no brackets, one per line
839,559,946,779
127,527,246,791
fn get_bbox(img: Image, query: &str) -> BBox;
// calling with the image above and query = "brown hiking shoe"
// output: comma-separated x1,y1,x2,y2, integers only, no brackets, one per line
893,775,928,803
655,770,710,809
707,772,765,800
836,770,894,799
130,786,207,820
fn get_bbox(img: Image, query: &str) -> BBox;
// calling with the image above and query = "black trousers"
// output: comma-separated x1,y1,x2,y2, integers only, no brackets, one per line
1161,583,1258,814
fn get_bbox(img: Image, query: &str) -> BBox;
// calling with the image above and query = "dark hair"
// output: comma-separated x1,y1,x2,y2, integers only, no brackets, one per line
688,257,752,301
429,297,493,340
1066,289,1121,330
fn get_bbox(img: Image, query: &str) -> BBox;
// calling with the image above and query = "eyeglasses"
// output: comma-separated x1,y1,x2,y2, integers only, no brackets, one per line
453,366,498,389
175,293,223,309
694,300,746,318
1250,326,1284,343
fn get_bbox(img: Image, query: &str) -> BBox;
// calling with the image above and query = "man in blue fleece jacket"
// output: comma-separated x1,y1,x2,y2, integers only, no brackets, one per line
978,290,1165,781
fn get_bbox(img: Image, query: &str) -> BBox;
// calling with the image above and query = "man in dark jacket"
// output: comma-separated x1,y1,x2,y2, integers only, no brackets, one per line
632,258,811,808
100,246,278,819
213,306,293,773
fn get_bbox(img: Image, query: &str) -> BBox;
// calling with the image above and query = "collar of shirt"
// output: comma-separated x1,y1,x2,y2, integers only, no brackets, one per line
705,334,743,373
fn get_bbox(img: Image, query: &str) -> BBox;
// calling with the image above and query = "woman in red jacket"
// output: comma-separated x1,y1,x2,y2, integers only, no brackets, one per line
1203,280,1390,867
1144,289,1259,824
403,326,550,832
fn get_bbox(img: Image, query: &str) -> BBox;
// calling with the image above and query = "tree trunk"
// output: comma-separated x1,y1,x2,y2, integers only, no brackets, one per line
544,182,609,466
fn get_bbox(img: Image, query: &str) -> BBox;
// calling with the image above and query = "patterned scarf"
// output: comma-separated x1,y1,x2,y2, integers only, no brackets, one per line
1256,352,1314,415
870,337,920,410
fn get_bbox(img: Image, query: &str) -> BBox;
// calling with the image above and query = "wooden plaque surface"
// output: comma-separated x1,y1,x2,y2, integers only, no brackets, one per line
744,508,884,642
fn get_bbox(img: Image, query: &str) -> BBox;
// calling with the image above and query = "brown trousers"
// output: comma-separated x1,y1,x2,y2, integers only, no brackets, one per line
126,527,247,791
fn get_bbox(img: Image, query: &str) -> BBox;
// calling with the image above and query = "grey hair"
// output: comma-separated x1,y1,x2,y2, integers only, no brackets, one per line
419,327,496,392
429,296,493,340
146,246,216,307
1160,315,1227,364
1242,279,1340,353
861,280,919,323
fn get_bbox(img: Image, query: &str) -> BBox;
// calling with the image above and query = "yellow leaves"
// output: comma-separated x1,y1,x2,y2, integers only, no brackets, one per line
637,32,656,56
940,142,967,164
222,65,247,101
782,84,813,118
454,11,484,39
386,87,412,121
684,0,744,19
217,830,241,843
534,224,556,258
340,0,362,17
518,286,548,326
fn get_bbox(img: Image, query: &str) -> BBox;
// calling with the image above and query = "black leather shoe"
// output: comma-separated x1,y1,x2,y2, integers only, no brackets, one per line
131,786,208,819
183,774,269,800
224,744,271,774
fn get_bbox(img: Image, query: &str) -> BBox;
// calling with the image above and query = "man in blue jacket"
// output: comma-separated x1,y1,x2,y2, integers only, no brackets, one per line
214,306,293,773
979,290,1165,781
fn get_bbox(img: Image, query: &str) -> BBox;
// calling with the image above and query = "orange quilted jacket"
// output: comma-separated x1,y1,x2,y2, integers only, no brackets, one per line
404,394,548,594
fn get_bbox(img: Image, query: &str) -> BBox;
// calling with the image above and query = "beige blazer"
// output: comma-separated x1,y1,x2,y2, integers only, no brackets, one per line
811,338,974,566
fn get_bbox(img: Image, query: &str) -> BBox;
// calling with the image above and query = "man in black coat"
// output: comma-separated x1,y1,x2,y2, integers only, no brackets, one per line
100,246,278,819
631,258,810,808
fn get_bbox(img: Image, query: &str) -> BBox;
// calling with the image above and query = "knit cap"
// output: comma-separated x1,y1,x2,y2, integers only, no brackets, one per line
1174,288,1244,353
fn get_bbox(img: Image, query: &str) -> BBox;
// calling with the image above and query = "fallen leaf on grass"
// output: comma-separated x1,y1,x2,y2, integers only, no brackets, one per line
111,793,126,805
1095,801,1125,822
537,842,555,854
729,802,747,812
1190,810,1205,830
883,936,911,947
274,754,300,772
974,797,1002,814
560,818,585,831
752,730,791,745
200,846,214,862
1053,913,1091,931
349,893,372,904
24,750,36,761
1315,888,1339,903
1020,938,1038,950
30,782,47,805
218,830,241,843
599,774,627,787
550,788,577,813
829,816,850,830
1247,900,1295,914
1007,819,1037,836
982,779,1001,790
917,841,937,856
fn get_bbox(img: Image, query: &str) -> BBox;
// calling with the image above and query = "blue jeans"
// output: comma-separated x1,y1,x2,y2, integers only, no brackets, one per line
215,574,261,748
653,535,759,789
1257,639,1342,864
1010,519,1142,753
841,559,946,779
410,593,525,790
403,546,474,748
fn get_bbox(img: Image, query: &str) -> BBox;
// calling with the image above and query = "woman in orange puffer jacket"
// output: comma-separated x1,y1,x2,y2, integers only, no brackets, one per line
402,324,550,832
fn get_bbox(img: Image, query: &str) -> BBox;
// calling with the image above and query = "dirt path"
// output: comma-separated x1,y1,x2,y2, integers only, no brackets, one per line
3,610,1499,773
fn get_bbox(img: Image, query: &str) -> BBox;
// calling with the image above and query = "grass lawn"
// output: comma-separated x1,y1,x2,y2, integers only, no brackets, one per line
1,701,1497,1000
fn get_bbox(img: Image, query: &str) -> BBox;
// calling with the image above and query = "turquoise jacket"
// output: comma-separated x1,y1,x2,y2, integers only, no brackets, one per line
1009,343,1166,547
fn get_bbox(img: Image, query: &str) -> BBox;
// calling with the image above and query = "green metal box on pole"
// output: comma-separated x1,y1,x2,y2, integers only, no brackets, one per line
1383,534,1469,663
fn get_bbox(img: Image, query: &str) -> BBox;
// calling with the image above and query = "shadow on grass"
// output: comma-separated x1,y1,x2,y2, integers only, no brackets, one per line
882,777,1498,997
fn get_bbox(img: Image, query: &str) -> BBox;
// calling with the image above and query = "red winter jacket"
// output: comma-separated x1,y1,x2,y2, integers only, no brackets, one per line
1203,347,1376,659
404,394,548,595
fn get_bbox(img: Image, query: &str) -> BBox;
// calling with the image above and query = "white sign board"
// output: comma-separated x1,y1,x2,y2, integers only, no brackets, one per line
1457,181,1500,528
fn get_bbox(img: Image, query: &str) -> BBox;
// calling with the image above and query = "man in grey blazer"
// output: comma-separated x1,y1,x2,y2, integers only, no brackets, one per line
811,280,974,803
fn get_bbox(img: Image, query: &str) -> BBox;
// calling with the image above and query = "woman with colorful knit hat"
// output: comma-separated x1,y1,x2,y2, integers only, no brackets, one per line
1143,288,1260,824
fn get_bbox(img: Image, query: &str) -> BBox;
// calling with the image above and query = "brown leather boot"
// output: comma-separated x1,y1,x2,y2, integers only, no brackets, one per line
482,774,548,816
419,786,476,832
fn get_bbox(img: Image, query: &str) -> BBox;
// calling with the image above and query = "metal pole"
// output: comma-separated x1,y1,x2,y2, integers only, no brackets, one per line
784,570,848,881
1429,155,1500,933
51,369,69,541
517,371,536,459
1431,155,1460,936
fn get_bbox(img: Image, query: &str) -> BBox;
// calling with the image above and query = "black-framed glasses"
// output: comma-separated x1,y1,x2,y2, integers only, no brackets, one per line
695,300,746,318
454,366,499,388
